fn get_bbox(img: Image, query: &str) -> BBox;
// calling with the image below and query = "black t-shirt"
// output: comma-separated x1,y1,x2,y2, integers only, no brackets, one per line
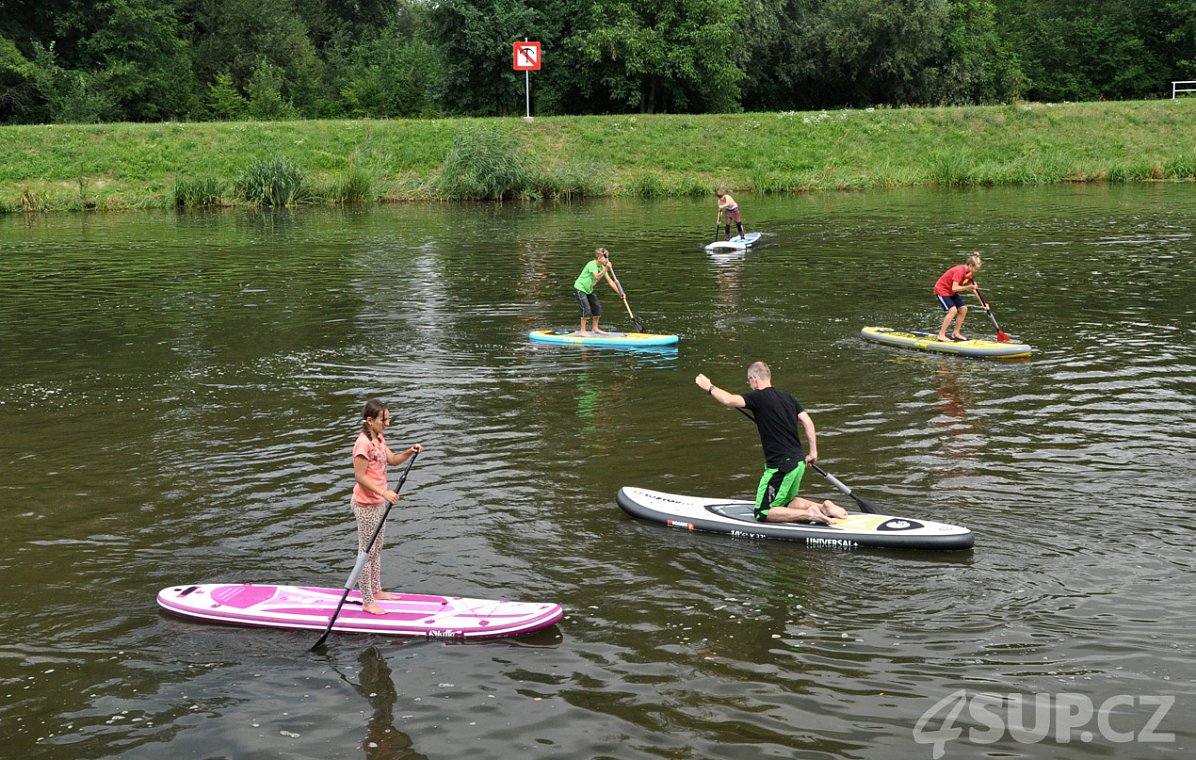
743,387,806,471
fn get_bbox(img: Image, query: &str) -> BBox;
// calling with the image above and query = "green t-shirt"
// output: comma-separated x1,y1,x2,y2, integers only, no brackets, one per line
573,260,606,294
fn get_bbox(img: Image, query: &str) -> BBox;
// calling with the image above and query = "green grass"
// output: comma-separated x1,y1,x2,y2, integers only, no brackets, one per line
1,99,1194,211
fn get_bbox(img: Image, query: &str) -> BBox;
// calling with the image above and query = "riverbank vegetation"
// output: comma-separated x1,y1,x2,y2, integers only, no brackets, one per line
2,98,1195,211
3,1,1195,125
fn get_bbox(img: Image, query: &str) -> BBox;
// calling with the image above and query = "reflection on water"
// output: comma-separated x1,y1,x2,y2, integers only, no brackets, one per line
1,185,1195,758
354,646,425,760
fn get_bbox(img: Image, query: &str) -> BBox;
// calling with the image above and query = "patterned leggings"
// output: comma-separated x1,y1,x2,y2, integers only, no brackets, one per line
351,502,388,604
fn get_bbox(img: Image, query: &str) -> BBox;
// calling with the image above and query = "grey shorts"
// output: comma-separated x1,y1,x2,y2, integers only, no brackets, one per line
575,289,601,317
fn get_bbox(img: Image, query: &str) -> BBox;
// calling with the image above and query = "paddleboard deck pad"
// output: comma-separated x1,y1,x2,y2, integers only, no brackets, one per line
617,487,974,550
860,326,1032,359
705,232,762,250
157,584,563,639
529,329,679,347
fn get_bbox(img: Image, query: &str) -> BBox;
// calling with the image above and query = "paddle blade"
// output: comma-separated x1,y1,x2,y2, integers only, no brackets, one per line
996,329,1012,343
849,494,879,515
633,317,646,333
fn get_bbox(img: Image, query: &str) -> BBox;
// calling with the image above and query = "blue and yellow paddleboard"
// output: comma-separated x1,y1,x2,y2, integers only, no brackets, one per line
860,326,1032,359
529,329,679,347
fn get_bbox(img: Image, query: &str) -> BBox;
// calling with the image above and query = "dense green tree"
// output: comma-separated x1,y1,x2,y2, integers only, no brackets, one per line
924,0,1025,103
28,41,115,122
0,35,36,120
331,4,440,118
190,0,323,115
245,57,299,118
996,0,1170,101
206,71,245,118
427,0,540,115
740,0,954,109
3,0,1196,123
1160,0,1196,76
80,0,200,120
568,0,743,113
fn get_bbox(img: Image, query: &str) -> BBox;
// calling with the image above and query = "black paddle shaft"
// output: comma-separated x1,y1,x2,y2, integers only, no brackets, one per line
604,264,645,332
310,449,420,651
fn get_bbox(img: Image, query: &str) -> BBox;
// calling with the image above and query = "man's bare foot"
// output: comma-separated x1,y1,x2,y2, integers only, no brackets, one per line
593,327,609,334
821,499,849,519
362,602,387,615
374,591,401,601
791,507,831,524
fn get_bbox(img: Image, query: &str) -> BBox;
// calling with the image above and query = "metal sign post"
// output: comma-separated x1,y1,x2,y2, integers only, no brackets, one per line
513,39,541,123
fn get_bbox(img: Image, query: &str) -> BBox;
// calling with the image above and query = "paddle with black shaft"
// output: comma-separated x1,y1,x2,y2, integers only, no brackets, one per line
310,450,419,651
806,462,880,515
604,261,645,333
973,286,1012,342
729,406,879,514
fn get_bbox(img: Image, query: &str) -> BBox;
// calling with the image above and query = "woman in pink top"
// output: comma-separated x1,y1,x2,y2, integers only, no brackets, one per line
352,399,423,615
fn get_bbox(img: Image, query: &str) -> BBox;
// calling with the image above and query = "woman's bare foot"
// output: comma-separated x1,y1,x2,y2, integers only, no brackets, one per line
362,602,387,615
374,591,401,601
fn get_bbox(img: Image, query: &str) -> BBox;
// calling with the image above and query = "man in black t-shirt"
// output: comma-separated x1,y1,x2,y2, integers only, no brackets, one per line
696,361,847,524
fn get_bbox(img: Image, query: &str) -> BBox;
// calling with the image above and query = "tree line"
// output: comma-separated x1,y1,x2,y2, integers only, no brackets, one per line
1,0,1193,125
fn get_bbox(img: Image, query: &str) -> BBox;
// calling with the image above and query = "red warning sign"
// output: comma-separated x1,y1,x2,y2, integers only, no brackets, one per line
514,42,541,71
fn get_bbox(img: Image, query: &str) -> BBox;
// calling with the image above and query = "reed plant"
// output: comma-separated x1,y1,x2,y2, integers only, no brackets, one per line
328,165,373,203
531,161,607,199
234,158,309,206
174,176,226,207
436,126,534,200
19,186,43,212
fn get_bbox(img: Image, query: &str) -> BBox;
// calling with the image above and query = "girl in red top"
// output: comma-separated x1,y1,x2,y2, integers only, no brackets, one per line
351,399,423,615
933,253,983,342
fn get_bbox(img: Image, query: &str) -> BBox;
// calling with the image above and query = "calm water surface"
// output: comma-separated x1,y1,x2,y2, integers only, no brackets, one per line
1,186,1194,759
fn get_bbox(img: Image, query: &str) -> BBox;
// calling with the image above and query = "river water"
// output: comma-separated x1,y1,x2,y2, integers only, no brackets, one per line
1,186,1193,759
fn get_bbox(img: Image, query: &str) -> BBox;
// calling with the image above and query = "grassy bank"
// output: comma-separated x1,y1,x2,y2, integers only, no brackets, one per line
2,99,1195,212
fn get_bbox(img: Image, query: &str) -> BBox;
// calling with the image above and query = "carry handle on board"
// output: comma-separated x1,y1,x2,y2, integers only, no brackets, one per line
310,449,420,651
731,405,879,514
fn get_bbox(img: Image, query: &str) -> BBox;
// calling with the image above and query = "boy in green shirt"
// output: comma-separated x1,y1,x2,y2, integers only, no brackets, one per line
573,247,621,335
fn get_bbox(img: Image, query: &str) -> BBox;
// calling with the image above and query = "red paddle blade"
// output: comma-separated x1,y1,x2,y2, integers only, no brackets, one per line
996,329,1012,343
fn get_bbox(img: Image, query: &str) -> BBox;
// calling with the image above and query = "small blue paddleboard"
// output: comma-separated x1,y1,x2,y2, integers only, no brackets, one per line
529,329,679,347
706,232,762,251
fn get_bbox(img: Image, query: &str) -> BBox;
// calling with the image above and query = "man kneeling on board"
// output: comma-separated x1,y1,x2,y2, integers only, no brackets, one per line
696,362,847,524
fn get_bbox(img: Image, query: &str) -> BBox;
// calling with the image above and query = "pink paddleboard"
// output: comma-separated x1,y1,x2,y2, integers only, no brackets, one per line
157,583,563,640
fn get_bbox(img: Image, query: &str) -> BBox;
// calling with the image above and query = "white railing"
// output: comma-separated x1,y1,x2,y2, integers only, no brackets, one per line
1173,80,1196,99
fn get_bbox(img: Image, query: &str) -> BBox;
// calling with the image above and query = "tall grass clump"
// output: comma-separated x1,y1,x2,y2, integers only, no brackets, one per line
532,162,607,199
627,171,665,197
437,126,534,200
329,165,373,203
235,158,310,206
1164,154,1196,179
174,177,225,207
19,186,44,212
930,152,975,186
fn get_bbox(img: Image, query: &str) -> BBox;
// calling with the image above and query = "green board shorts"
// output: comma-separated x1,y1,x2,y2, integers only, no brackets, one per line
754,461,807,521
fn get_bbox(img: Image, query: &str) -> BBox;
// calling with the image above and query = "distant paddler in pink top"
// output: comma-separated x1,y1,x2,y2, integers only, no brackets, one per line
352,399,423,615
